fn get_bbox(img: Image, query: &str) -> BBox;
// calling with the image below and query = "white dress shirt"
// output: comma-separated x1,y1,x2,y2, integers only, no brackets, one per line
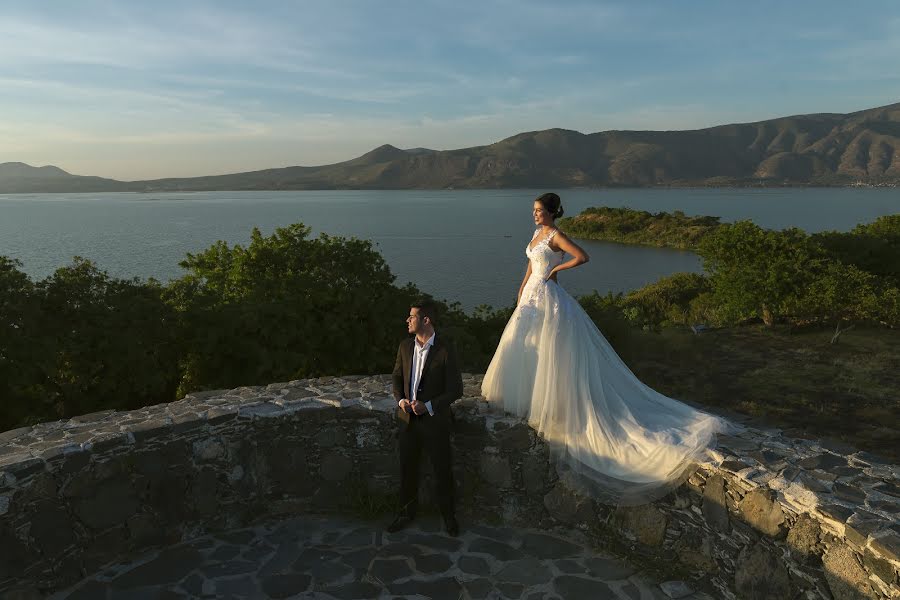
409,332,435,416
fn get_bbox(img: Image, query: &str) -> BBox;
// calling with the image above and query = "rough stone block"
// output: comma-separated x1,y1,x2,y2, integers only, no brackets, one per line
320,453,353,483
0,426,33,444
5,458,45,479
314,427,345,448
734,542,791,600
870,532,900,563
613,504,667,547
818,504,854,523
786,512,820,559
543,485,594,526
126,513,165,547
191,467,219,515
833,483,866,504
701,474,730,533
496,558,552,585
521,454,546,495
495,424,533,452
862,547,896,586
845,514,889,548
81,526,129,573
29,501,76,557
75,479,139,529
797,453,847,470
873,481,900,498
19,472,57,504
110,546,203,590
480,454,512,487
823,543,878,600
553,576,615,598
674,531,718,573
129,418,173,442
738,488,785,538
90,432,132,453
720,459,751,473
458,554,491,576
520,533,581,559
192,437,226,461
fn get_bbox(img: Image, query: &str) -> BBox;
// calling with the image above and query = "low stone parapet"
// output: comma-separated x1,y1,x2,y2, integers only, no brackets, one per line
0,374,897,599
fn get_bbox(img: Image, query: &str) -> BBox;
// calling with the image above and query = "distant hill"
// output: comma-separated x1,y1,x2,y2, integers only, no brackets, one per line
0,163,126,193
3,102,900,193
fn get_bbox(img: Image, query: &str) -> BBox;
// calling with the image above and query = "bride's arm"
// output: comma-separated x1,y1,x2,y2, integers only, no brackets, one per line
548,232,589,278
517,261,533,304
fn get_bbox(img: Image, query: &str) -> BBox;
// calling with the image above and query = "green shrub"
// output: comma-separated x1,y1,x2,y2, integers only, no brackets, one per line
698,221,821,326
168,224,421,392
0,257,45,427
0,257,181,429
621,272,710,329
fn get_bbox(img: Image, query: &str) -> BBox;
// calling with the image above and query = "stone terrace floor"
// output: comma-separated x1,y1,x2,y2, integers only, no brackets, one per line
49,515,714,600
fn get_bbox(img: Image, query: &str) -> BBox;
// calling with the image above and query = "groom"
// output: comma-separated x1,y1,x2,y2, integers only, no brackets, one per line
388,300,463,536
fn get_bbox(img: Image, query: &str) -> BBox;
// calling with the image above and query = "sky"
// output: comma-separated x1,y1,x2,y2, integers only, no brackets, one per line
2,0,899,180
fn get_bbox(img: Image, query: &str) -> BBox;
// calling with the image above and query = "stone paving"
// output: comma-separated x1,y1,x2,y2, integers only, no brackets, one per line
50,515,712,600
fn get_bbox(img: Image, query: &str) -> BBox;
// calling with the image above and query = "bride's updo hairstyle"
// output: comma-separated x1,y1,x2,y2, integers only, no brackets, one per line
536,192,564,220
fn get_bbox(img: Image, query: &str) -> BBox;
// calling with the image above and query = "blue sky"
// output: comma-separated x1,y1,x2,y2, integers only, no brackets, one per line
2,0,899,179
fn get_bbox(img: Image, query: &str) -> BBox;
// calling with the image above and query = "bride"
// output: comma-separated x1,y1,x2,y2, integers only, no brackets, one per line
481,192,729,505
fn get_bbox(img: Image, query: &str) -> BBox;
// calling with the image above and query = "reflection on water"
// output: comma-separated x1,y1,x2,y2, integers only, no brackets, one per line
0,188,897,311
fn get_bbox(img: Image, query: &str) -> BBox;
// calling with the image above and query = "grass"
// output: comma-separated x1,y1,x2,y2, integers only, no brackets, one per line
345,475,399,520
619,325,900,461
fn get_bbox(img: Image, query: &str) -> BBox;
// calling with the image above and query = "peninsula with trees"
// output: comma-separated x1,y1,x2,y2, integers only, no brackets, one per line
557,206,721,249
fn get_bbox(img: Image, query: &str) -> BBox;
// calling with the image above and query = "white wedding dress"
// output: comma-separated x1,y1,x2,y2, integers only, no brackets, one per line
482,228,729,505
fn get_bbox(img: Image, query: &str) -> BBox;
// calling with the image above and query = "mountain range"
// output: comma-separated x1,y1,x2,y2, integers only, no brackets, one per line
3,102,899,193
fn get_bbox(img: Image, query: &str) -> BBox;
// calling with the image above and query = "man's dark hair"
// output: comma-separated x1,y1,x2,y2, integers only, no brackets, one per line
411,299,439,325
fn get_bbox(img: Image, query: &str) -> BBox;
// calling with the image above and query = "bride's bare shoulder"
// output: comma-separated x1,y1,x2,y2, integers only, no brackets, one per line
548,228,568,244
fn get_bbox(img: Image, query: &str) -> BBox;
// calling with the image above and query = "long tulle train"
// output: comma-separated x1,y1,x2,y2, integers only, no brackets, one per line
482,278,729,505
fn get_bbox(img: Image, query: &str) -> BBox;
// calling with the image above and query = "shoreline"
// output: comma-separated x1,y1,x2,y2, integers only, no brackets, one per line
2,181,900,195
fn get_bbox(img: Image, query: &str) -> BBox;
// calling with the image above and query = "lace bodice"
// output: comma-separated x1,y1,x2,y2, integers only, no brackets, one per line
519,228,565,309
526,228,564,280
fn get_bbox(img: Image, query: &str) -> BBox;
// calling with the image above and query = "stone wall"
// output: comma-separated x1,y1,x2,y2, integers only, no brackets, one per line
0,374,897,599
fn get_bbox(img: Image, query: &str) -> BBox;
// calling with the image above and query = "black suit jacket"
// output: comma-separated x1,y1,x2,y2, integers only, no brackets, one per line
392,334,463,427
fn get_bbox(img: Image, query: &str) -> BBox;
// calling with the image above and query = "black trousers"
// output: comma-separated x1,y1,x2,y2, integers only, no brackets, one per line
398,416,455,520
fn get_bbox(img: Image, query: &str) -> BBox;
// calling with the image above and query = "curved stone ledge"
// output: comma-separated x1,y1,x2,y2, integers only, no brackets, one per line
0,374,898,599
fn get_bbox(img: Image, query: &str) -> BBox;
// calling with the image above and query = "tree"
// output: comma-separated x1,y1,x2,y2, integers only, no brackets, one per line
168,223,421,392
796,261,878,343
0,257,46,428
813,230,900,284
37,258,182,418
854,214,900,240
877,286,900,328
698,221,820,327
809,214,900,337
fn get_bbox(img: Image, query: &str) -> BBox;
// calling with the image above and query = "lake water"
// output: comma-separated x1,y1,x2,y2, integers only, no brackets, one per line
1,188,897,310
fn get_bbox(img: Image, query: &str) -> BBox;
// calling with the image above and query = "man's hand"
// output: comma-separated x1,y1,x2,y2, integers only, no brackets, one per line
410,399,427,415
398,399,411,413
